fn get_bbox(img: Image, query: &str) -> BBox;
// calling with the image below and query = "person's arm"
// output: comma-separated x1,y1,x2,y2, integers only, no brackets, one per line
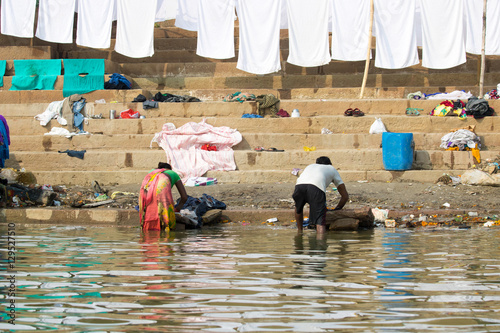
174,181,188,212
333,183,349,210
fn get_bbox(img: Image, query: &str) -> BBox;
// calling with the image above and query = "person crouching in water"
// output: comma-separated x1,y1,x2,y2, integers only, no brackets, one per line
293,156,349,234
139,162,188,231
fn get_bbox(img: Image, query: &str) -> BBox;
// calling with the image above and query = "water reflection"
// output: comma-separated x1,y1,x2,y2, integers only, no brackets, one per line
0,225,499,332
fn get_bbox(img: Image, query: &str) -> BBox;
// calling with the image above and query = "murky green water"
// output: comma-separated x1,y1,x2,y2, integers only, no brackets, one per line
1,223,500,332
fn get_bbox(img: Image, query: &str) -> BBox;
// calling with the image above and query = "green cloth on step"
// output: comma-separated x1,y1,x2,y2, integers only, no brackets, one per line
63,59,105,97
0,60,6,87
10,59,61,91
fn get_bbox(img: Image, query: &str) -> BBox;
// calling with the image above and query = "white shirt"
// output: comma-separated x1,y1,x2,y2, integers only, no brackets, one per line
296,164,344,193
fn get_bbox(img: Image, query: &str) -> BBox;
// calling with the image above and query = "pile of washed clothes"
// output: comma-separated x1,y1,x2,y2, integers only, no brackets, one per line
132,92,202,110
177,194,226,229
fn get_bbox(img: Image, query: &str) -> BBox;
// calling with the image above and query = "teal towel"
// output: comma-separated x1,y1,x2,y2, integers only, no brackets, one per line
0,60,6,87
10,59,61,91
63,59,105,97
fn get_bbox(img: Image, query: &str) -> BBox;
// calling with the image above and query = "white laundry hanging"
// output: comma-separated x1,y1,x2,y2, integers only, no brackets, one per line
115,0,157,58
36,0,76,43
331,0,372,61
420,0,466,69
156,0,178,22
374,0,419,69
76,0,115,49
0,0,37,38
236,0,282,75
175,0,199,31
286,0,331,67
465,0,500,55
196,0,236,59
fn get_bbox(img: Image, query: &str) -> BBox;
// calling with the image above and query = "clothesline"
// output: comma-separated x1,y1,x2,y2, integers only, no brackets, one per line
0,0,498,74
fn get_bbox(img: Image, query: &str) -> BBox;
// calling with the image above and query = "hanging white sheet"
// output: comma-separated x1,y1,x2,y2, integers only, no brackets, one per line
115,0,157,58
374,0,419,69
76,0,115,49
0,0,37,38
236,0,282,74
286,0,331,67
175,0,199,31
156,0,178,22
420,0,466,69
36,0,76,43
465,0,500,55
331,0,371,61
196,0,235,59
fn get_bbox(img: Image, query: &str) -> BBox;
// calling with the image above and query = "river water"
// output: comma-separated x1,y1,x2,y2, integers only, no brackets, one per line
1,223,499,332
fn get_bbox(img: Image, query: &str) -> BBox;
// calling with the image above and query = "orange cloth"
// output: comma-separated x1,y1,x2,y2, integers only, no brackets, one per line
139,169,176,231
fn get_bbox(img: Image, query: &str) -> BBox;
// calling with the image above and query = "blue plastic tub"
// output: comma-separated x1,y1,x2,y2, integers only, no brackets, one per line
382,132,414,171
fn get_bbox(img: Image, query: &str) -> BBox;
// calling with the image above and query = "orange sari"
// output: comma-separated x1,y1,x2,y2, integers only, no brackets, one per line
139,169,176,231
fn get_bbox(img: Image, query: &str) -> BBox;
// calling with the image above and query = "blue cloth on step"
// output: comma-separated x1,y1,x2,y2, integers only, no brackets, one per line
10,59,61,91
63,59,105,97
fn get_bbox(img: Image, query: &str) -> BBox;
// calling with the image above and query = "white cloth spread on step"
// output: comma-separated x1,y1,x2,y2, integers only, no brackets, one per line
151,119,242,183
35,100,67,127
36,0,76,43
374,0,419,69
420,0,466,69
156,0,178,22
76,0,115,49
331,0,372,61
196,0,236,59
1,0,37,38
286,0,331,67
465,0,500,55
236,0,282,74
115,0,157,58
175,0,199,31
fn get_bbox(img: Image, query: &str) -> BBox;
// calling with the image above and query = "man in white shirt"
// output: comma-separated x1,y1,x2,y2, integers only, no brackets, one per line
293,156,349,234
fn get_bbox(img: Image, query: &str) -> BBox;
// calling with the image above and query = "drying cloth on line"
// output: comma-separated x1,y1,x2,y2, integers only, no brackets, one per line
0,61,6,88
0,0,37,38
76,0,115,49
151,119,242,183
465,0,500,55
115,0,156,58
58,149,86,160
374,0,419,69
286,0,331,67
63,59,105,97
420,0,466,69
236,0,282,74
196,0,236,60
175,0,199,31
10,59,61,91
156,0,178,22
331,0,371,61
36,0,76,43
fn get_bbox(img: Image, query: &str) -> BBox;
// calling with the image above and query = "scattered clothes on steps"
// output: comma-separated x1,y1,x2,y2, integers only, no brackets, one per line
223,91,256,103
255,94,280,117
241,113,263,118
465,97,495,119
120,109,140,118
184,177,217,187
143,100,158,109
104,73,131,89
58,149,87,160
430,100,467,119
153,92,201,103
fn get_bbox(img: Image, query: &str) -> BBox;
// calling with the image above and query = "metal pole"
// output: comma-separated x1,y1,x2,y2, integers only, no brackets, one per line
479,0,487,97
359,0,374,99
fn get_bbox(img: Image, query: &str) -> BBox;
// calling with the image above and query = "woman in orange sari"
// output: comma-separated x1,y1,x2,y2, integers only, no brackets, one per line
139,162,188,231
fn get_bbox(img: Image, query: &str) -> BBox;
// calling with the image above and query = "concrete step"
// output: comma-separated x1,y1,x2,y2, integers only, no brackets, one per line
0,46,53,60
1,98,499,119
5,115,499,136
0,89,148,104
5,149,493,173
23,169,471,187
9,132,500,152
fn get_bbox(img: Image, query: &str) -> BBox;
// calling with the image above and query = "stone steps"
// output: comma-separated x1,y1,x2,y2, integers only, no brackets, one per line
8,132,500,152
5,149,490,173
0,89,148,104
